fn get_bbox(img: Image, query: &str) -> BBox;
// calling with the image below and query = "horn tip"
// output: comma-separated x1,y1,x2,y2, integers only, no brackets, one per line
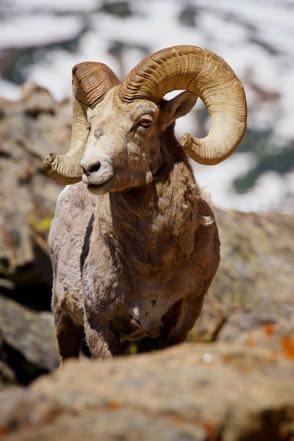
42,154,81,185
180,134,222,165
42,153,56,172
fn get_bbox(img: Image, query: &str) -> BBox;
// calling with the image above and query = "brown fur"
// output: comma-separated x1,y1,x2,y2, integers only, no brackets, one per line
49,92,220,360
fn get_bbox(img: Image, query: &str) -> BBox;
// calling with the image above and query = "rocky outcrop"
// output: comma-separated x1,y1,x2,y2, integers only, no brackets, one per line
0,294,58,372
0,86,293,440
0,342,293,441
0,85,69,386
0,293,58,389
192,209,294,345
0,84,69,283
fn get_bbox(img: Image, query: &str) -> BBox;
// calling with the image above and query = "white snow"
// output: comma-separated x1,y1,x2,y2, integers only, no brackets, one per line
9,0,101,13
0,15,83,49
0,0,293,213
0,79,20,100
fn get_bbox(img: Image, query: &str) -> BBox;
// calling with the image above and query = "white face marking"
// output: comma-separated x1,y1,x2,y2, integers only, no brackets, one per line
80,87,161,194
81,91,119,187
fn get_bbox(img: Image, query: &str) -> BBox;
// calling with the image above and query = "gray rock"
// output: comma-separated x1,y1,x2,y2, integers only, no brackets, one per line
0,343,293,440
0,294,59,371
191,209,294,343
0,361,16,389
0,86,69,283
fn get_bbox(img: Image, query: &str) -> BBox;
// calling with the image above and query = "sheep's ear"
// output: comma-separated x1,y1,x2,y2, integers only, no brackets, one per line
159,91,198,130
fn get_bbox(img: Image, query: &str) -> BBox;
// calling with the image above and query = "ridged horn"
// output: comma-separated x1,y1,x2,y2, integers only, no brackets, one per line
43,62,120,184
119,45,247,165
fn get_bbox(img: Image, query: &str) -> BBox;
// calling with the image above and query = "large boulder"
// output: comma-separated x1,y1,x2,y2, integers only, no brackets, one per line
0,294,58,372
0,342,293,441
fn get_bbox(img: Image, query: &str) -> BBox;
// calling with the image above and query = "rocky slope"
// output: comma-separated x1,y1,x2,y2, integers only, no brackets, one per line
0,86,293,440
1,343,293,441
0,85,69,385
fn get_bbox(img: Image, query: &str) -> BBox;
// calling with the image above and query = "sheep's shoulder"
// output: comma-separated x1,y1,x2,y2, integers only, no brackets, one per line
48,182,96,255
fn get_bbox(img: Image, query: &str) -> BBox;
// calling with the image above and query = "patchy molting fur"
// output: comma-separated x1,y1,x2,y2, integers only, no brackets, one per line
49,124,220,359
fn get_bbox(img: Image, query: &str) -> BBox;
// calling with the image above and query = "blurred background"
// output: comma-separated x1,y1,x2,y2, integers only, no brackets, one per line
0,0,294,213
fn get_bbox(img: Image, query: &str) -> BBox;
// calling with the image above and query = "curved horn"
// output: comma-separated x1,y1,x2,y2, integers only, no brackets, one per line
119,45,247,165
43,63,120,184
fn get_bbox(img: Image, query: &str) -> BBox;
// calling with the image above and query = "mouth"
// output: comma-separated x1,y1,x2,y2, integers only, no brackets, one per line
83,169,114,195
87,183,104,190
86,178,113,195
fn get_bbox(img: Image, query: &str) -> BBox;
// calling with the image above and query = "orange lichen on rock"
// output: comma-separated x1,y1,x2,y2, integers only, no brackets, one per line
263,323,275,337
106,400,122,410
280,336,294,360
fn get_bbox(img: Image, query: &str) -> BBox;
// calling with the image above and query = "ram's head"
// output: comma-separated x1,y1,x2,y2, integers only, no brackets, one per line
43,45,247,194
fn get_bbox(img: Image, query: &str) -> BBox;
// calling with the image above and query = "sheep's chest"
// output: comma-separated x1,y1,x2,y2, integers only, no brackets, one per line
120,265,198,341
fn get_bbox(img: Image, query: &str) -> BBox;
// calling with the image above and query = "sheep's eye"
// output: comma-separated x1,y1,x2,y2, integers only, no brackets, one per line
138,116,153,128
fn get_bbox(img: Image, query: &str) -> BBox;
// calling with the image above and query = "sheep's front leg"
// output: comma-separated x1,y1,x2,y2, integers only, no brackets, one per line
55,312,83,362
161,291,205,347
84,313,120,359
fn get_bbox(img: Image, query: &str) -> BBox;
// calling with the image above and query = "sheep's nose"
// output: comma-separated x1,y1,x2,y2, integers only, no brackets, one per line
81,161,101,176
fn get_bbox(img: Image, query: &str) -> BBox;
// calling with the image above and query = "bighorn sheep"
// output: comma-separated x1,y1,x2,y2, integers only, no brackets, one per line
44,45,246,360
